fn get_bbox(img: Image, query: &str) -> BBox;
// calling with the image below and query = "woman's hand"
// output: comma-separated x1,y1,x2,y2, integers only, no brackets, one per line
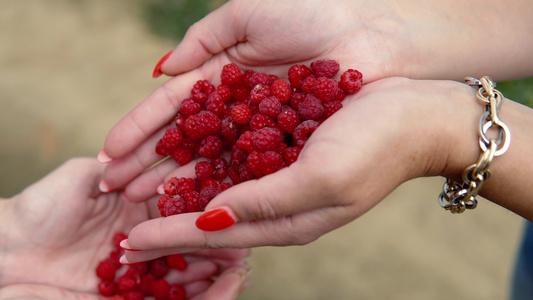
0,158,249,299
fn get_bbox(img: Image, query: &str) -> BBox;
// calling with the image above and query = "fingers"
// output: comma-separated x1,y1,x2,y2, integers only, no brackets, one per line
159,1,247,76
102,70,202,160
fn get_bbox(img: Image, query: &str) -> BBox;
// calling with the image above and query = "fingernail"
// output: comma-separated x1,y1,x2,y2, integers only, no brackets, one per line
99,179,113,193
122,191,132,202
152,50,174,78
97,149,113,164
157,184,165,195
119,239,141,252
119,254,135,265
195,207,237,232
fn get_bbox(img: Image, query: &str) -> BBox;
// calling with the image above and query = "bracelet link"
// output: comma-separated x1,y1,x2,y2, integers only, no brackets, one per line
438,76,511,214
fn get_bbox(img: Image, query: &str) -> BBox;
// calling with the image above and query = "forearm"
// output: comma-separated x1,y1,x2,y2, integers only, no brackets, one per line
394,0,533,81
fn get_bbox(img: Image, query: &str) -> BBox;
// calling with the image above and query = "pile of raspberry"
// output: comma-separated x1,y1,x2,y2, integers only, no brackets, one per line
96,232,188,299
155,60,363,217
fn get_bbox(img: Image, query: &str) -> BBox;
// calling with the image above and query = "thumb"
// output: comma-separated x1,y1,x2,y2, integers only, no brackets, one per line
194,163,336,232
156,1,247,77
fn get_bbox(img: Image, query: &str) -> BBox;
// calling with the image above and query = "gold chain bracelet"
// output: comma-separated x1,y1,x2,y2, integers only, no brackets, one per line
438,76,511,214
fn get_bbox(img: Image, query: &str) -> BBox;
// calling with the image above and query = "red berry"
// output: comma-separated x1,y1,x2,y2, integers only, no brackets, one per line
284,147,301,165
164,196,188,217
200,178,219,190
220,63,243,85
230,83,251,102
271,79,292,104
231,104,253,125
298,95,324,120
219,182,232,191
117,274,137,292
183,190,200,212
250,113,276,131
258,96,282,118
289,92,305,110
206,93,227,117
247,151,262,176
166,254,188,271
195,161,214,180
175,177,196,196
260,151,284,175
158,195,173,216
217,84,232,102
236,130,255,152
199,187,220,210
128,261,149,275
310,59,340,78
180,98,203,118
250,84,271,103
159,128,184,154
150,278,170,298
239,162,256,182
96,258,118,281
172,146,194,166
112,232,128,250
211,157,229,180
340,69,363,94
183,111,221,140
139,273,156,296
98,280,117,296
288,64,312,88
168,283,187,300
150,258,170,278
313,77,339,102
323,100,343,118
300,76,317,94
249,72,272,88
293,120,319,148
191,80,215,103
277,107,300,134
243,69,255,86
123,290,144,300
253,127,284,152
196,135,223,159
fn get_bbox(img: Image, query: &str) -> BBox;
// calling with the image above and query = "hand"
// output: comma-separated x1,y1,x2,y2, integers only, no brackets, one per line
0,158,249,300
98,0,533,198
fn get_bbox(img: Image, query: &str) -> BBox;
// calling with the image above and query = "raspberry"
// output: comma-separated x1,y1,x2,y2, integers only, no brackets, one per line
288,64,312,88
230,145,249,164
300,76,317,94
196,135,223,159
199,187,220,210
231,83,251,102
283,147,301,165
216,84,232,102
96,258,118,281
164,195,187,217
150,278,170,298
166,254,188,271
249,72,272,88
98,280,117,296
220,63,243,85
271,79,291,103
242,69,255,87
183,111,221,140
195,160,214,180
206,93,227,117
211,157,229,180
112,232,128,250
323,100,343,118
239,162,255,182
123,290,144,300
191,80,215,103
200,178,219,190
250,84,270,104
277,107,299,134
313,77,339,102
258,96,282,118
139,273,156,296
159,127,184,154
180,98,203,118
236,130,255,152
183,190,200,212
247,151,262,176
298,95,324,120
227,164,242,184
340,69,363,94
220,115,241,146
168,283,187,300
260,151,284,175
150,258,170,278
310,59,340,78
175,177,196,196
333,85,346,101
172,146,194,166
231,103,253,125
289,92,305,110
117,274,137,292
129,262,149,276
250,113,276,131
219,182,232,191
293,120,319,148
158,195,173,216
253,127,283,152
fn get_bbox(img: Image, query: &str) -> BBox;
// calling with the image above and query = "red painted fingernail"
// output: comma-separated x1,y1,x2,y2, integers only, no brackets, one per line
119,254,135,265
99,179,114,193
122,191,132,203
119,239,141,252
152,50,174,78
195,207,237,232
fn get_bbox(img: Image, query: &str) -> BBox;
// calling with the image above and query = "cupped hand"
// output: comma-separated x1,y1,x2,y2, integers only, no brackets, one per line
118,78,484,262
0,158,249,300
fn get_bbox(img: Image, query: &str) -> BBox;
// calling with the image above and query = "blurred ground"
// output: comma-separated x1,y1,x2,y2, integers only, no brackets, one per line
0,1,525,299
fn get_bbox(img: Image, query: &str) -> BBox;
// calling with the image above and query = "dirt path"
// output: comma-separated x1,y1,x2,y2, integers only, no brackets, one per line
0,1,524,299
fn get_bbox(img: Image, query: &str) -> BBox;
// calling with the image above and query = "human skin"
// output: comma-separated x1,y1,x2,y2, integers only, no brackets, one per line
0,158,249,300
117,77,533,262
